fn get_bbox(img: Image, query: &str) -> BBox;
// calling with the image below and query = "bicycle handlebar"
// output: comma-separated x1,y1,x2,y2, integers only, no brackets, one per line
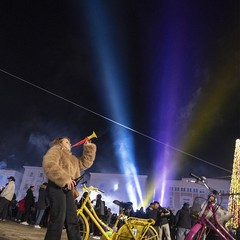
189,173,219,195
98,189,105,193
190,173,203,182
189,173,240,197
83,184,105,193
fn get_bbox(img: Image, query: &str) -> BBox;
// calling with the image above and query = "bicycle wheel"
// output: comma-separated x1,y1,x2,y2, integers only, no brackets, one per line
185,225,205,240
116,224,158,240
192,232,204,240
77,213,89,240
144,226,159,240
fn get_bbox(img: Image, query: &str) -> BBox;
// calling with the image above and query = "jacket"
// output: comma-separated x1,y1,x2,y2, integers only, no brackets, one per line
42,143,96,187
36,184,49,210
18,198,26,212
95,199,105,216
145,207,159,226
0,180,15,201
25,188,35,208
158,207,170,226
175,204,191,229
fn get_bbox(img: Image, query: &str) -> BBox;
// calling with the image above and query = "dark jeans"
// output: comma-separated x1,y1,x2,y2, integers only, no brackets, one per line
93,215,104,236
0,197,10,219
44,181,80,240
22,203,34,223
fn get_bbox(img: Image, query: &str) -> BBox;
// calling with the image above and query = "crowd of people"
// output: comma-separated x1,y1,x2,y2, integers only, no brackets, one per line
0,179,240,240
0,179,49,229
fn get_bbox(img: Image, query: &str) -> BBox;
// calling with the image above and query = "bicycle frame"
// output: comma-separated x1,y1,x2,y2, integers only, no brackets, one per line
185,215,235,240
185,192,235,239
77,191,112,240
76,185,158,240
117,217,156,239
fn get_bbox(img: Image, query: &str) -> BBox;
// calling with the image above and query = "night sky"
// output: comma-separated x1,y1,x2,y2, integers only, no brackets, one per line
0,1,239,180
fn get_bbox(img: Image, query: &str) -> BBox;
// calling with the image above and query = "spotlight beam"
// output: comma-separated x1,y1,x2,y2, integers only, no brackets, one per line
0,68,232,174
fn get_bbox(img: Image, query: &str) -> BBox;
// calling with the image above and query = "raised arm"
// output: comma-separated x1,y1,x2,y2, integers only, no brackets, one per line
78,142,97,170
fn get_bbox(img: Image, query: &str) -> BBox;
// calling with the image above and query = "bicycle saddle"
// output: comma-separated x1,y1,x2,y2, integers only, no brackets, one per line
113,200,133,210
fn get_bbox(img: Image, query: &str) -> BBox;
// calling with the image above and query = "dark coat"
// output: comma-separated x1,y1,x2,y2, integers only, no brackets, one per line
25,188,35,212
145,207,159,226
158,207,170,226
36,185,49,210
175,204,191,229
95,198,105,216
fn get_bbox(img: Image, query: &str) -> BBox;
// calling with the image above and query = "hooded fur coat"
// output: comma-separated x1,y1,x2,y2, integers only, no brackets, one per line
42,143,96,187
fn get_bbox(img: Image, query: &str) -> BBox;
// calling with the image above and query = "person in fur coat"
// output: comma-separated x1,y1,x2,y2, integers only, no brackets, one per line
42,136,96,240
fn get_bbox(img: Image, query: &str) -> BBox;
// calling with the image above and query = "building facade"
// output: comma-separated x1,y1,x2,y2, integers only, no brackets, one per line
0,167,231,215
165,178,230,212
17,166,47,200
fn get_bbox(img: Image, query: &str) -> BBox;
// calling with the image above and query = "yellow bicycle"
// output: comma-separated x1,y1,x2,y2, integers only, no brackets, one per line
76,185,158,240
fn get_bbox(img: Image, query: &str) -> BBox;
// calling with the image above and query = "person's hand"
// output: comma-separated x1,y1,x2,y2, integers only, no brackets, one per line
84,140,92,145
160,212,164,216
67,180,76,190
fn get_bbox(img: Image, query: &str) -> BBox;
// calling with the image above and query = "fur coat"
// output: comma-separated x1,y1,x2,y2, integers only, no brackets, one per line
42,143,96,187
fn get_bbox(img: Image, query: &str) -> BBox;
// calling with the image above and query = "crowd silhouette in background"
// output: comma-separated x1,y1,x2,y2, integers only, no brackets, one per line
0,179,239,240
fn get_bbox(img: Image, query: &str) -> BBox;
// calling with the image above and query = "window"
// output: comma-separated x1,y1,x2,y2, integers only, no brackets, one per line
181,188,185,192
193,188,198,193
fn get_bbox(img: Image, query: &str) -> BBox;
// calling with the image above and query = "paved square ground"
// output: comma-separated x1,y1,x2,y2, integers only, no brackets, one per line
0,220,68,240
